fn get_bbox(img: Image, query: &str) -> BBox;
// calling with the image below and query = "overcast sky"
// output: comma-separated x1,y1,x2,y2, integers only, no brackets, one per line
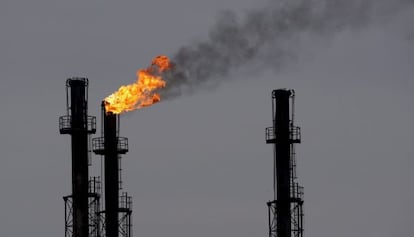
1,0,413,237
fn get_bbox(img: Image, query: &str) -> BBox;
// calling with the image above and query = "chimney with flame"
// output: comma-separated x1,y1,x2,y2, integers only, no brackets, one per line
92,103,132,237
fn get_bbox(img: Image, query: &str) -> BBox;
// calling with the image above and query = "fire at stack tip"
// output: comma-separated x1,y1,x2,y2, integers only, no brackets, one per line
102,100,113,115
103,55,173,115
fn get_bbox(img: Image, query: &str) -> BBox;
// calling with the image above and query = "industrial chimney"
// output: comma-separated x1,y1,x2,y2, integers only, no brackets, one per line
59,78,98,237
93,103,132,237
265,89,304,237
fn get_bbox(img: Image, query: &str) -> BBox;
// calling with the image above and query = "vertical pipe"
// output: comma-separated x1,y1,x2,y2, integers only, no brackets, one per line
128,211,132,237
274,89,291,237
268,204,272,237
272,97,276,201
103,103,119,237
69,80,89,237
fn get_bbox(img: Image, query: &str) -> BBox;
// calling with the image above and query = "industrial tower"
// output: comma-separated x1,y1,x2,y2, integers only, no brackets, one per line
93,103,132,237
59,78,102,237
265,89,304,237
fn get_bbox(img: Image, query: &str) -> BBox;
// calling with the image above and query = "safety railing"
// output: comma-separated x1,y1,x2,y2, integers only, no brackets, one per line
119,192,133,211
92,137,129,155
59,115,96,134
290,183,304,200
265,126,301,143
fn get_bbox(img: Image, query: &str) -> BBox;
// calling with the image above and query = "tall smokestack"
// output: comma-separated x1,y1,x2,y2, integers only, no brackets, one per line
266,89,303,237
59,78,96,237
104,105,120,237
93,102,130,237
274,89,292,237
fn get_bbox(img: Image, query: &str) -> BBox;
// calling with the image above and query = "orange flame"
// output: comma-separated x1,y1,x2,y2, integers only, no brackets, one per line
104,55,173,114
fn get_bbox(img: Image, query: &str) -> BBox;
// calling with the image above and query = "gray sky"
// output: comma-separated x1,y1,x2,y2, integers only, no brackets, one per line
0,0,413,237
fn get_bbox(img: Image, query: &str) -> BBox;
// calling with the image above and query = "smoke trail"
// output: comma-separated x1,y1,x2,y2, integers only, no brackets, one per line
161,0,412,99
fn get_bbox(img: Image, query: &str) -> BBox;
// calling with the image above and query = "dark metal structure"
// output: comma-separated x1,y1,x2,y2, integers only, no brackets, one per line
63,177,102,237
59,78,101,237
265,89,304,237
93,103,132,237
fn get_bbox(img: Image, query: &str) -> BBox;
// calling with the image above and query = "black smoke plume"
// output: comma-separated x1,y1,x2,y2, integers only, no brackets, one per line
161,0,412,99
